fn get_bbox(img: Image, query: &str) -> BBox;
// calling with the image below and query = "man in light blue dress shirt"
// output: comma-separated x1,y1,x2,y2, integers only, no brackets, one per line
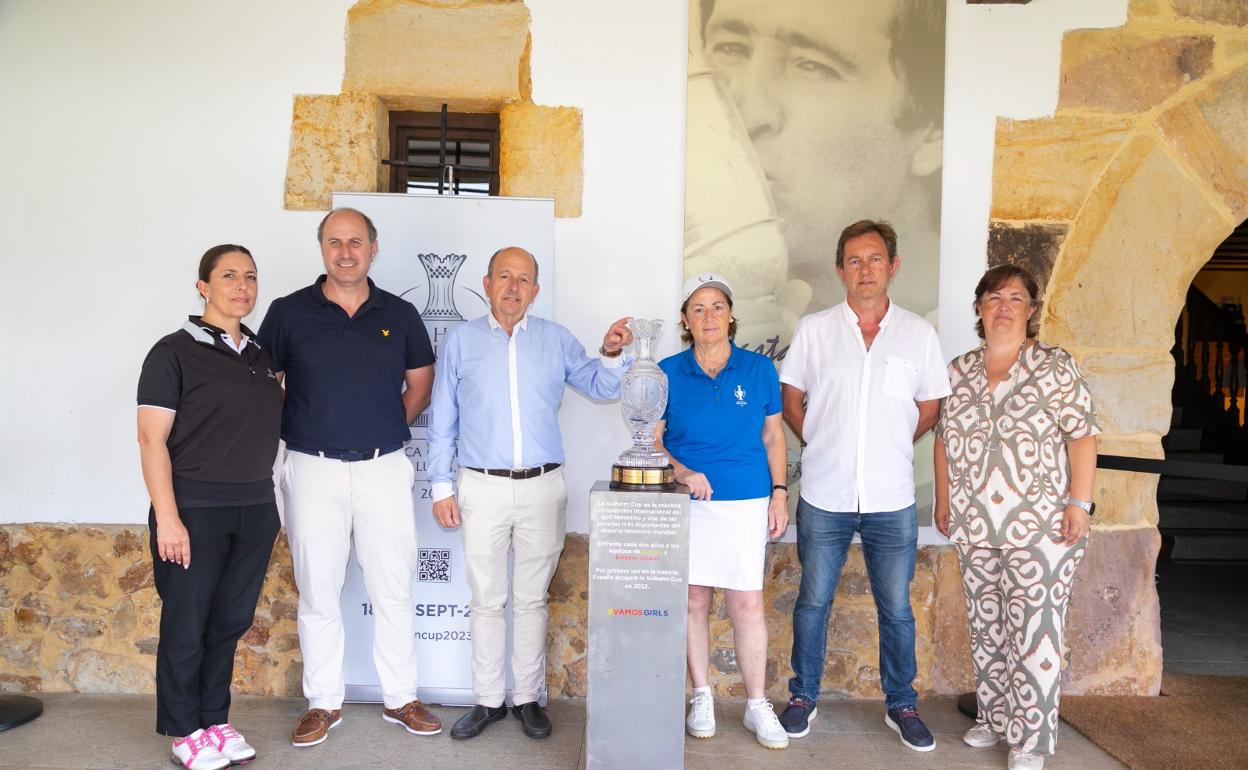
428,246,632,741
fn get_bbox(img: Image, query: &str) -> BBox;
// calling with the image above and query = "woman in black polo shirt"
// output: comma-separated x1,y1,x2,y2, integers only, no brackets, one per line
137,244,282,770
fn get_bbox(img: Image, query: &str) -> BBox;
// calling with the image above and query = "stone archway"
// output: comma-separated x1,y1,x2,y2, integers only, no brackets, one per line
986,1,1248,694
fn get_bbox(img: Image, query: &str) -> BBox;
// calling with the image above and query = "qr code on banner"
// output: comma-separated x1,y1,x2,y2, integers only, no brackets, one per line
418,548,452,583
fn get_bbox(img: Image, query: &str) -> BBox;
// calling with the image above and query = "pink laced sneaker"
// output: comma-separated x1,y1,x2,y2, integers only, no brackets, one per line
170,728,231,770
209,722,257,764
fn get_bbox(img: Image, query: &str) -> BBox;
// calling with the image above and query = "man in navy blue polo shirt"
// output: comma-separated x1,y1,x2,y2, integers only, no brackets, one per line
258,208,439,747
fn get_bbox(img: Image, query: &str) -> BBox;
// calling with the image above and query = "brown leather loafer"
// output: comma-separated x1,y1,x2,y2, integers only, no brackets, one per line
383,700,443,735
291,708,342,747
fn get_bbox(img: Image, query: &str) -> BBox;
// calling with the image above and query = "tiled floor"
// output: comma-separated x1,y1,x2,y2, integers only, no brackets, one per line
0,693,1122,769
1156,559,1248,676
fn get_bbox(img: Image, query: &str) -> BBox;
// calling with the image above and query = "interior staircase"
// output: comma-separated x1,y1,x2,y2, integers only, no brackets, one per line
1160,286,1248,562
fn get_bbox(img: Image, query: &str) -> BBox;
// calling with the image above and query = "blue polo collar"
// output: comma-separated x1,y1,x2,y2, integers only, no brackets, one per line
314,275,384,311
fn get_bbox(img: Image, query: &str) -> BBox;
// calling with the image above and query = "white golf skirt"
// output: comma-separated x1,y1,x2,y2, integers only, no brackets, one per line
688,497,768,591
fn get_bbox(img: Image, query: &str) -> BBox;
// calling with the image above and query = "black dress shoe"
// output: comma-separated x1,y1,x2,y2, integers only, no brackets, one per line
512,702,553,739
450,704,508,740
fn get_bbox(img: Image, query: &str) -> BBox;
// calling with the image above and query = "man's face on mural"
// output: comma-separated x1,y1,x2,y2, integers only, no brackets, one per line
704,0,930,282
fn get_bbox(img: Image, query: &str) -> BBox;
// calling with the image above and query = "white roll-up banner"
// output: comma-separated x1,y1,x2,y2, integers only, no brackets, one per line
332,192,556,705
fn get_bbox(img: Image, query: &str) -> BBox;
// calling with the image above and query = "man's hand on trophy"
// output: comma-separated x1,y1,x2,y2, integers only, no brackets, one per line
432,497,461,529
674,466,712,500
601,317,633,356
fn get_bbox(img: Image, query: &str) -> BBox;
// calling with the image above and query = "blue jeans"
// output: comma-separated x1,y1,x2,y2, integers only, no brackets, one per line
788,498,918,709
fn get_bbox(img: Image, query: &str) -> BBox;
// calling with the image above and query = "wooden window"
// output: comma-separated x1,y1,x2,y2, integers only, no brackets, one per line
388,111,499,196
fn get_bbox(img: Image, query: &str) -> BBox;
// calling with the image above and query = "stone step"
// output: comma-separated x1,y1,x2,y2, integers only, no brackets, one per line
1157,477,1248,502
1164,531,1248,562
1159,501,1248,531
1162,427,1203,451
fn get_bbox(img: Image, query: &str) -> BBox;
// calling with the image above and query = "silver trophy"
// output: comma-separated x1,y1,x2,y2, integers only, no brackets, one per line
610,319,676,490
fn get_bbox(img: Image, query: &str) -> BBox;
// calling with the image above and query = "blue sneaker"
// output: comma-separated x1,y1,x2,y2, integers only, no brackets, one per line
885,705,935,752
778,696,817,737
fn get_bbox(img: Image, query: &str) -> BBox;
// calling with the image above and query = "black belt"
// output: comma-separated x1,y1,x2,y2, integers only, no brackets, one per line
464,462,561,480
288,444,403,462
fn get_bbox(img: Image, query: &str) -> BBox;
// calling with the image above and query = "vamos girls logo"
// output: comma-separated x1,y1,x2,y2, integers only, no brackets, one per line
607,608,671,617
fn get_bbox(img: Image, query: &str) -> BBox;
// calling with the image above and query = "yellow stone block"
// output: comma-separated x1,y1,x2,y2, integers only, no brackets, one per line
1173,0,1248,27
343,0,530,104
1058,28,1214,114
1158,67,1248,221
284,94,388,211
1044,136,1232,351
991,115,1134,221
1223,35,1248,66
500,103,583,218
1067,348,1177,436
1093,433,1165,527
1128,0,1174,22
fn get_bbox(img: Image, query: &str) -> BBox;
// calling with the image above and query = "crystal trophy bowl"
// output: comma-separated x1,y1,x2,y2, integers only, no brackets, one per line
610,318,676,491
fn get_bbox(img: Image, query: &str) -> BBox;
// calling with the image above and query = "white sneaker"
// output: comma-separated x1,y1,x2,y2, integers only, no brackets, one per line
209,723,256,763
1008,748,1046,770
963,722,1001,748
170,728,231,770
686,690,716,738
743,701,790,750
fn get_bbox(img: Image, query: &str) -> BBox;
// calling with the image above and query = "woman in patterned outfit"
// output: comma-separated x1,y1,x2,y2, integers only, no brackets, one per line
933,264,1099,770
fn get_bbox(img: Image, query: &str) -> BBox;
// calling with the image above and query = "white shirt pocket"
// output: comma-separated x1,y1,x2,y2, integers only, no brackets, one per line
883,356,920,400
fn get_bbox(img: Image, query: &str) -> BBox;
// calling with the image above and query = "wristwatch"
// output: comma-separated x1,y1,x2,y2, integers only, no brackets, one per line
1065,497,1096,516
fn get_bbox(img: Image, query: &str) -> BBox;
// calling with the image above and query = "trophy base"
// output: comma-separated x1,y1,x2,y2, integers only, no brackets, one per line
610,464,677,492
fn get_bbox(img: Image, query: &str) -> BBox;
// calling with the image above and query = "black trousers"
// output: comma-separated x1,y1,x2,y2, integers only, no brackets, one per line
150,502,280,737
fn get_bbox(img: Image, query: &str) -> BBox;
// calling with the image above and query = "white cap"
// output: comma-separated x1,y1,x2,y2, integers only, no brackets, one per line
682,272,734,302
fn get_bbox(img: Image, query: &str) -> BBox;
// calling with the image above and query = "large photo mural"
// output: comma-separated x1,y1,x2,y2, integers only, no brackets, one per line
685,0,946,354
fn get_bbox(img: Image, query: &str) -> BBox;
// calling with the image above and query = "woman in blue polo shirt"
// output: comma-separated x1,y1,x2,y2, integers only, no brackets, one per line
137,245,282,770
653,272,790,750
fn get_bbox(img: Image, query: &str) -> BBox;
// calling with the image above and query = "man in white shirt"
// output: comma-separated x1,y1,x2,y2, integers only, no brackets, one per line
777,220,950,751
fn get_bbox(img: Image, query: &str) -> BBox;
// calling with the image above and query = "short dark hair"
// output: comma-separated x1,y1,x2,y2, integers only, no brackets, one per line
836,220,898,268
198,244,254,283
889,2,945,133
486,246,539,282
678,287,737,345
973,264,1042,339
700,0,944,132
317,207,377,243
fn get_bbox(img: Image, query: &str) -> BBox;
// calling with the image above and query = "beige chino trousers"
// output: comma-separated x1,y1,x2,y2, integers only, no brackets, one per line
458,467,567,707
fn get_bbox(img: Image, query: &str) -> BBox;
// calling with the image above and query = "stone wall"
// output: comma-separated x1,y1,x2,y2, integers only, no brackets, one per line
0,525,1156,700
985,0,1248,696
284,0,583,217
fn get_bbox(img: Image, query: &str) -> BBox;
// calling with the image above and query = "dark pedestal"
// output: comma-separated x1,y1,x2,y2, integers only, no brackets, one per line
0,695,42,732
956,692,977,719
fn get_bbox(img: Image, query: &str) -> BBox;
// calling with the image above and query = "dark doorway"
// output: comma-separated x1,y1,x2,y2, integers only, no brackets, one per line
1157,218,1248,676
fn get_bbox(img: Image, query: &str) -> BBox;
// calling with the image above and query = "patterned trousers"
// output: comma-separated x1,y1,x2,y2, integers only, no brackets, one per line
956,536,1086,755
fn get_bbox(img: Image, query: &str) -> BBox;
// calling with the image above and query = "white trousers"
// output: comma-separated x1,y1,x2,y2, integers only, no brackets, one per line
282,449,418,710
458,467,566,707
